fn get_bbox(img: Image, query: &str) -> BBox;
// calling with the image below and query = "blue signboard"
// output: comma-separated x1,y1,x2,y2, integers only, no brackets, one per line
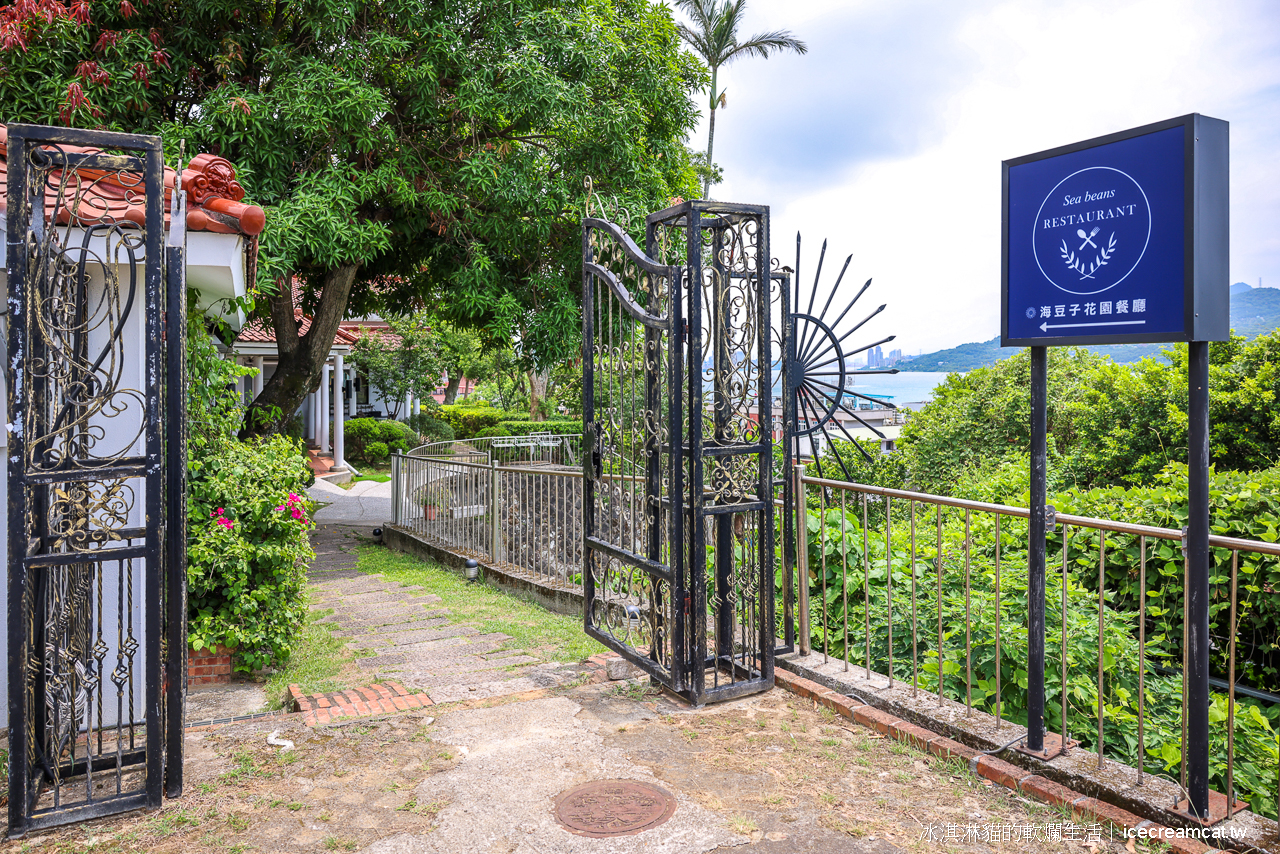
1002,114,1228,347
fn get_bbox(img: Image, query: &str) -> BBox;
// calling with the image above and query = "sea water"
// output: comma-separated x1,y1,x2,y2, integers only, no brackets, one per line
844,371,955,410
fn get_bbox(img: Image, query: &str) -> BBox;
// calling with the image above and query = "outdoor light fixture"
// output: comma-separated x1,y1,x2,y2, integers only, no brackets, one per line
372,527,383,543
465,559,479,583
625,605,641,637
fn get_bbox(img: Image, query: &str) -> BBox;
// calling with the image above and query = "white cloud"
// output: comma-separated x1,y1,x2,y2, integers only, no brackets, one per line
685,0,1280,351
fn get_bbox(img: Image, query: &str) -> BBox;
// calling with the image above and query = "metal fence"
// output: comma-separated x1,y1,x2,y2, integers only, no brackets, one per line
794,469,1280,824
389,438,1280,823
391,433,585,586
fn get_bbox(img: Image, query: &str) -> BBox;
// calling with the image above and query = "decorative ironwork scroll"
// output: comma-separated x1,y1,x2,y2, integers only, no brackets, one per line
6,124,186,835
786,232,897,482
583,200,776,705
583,197,894,705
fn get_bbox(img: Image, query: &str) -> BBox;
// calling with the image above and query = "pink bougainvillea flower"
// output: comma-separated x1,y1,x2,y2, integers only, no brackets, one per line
275,505,286,512
288,493,301,502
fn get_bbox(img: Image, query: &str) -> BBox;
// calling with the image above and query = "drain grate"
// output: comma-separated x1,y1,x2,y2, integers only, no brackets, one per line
553,779,677,838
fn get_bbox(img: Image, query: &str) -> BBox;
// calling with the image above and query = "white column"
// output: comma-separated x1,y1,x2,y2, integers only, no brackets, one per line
251,356,264,397
404,391,412,420
319,363,331,455
332,353,346,471
309,391,319,444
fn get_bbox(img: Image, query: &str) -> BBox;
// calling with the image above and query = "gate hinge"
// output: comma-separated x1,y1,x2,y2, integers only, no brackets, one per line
1044,504,1056,532
681,318,689,343
1180,525,1189,558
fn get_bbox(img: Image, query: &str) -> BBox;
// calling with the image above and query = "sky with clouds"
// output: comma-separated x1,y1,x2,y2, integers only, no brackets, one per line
682,0,1280,354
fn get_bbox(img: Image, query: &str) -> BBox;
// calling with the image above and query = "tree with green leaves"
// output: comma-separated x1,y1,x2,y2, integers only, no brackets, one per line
431,319,487,405
897,332,1280,497
2,0,703,437
348,318,443,420
675,0,807,197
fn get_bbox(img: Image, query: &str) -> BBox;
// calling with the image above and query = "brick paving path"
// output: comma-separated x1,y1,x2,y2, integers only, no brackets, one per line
304,524,581,712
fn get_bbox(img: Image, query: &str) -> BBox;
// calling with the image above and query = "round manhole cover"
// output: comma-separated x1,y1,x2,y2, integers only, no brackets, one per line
553,779,677,838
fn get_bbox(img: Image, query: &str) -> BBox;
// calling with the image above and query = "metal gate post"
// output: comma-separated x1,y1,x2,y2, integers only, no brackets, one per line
1027,346,1048,753
164,181,189,799
795,462,811,656
1185,340,1211,818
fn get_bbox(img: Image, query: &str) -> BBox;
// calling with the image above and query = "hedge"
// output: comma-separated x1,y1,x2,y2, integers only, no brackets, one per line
344,418,419,464
440,403,512,438
494,419,583,437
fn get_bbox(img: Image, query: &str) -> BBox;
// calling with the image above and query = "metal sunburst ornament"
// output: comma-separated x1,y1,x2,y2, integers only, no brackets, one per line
788,232,897,482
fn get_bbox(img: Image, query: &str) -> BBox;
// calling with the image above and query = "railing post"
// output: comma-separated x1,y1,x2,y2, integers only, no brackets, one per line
795,462,811,656
1027,345,1047,753
489,455,500,563
1185,340,1211,818
391,453,401,526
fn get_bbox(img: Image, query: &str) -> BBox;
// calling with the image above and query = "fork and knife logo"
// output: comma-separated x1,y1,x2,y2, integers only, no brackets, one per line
1077,227,1100,250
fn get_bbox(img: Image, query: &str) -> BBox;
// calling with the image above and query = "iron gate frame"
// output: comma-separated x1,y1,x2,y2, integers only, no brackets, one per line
583,200,780,706
5,124,186,835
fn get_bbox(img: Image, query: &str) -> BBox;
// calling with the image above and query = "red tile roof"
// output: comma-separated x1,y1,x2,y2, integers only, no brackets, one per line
0,125,265,236
236,317,360,346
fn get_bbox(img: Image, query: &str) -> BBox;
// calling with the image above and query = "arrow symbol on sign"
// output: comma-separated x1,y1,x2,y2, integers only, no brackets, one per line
1039,320,1146,332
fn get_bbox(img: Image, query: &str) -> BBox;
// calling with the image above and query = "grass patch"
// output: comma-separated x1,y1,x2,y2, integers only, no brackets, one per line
262,609,363,708
342,472,391,487
356,544,605,662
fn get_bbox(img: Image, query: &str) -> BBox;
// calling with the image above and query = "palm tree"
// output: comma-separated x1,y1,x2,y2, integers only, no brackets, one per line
675,0,807,197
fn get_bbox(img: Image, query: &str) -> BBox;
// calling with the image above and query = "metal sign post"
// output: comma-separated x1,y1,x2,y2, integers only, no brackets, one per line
1001,114,1228,817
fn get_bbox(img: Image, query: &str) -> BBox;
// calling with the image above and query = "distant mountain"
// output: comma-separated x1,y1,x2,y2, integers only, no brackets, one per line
1229,286,1280,338
897,336,1002,372
897,288,1280,372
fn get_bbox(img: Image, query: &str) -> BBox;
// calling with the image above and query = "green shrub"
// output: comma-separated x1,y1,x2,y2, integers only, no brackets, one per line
494,419,582,437
363,441,389,463
1045,463,1280,696
187,435,315,672
344,417,420,462
801,502,1280,818
403,412,454,442
441,402,510,438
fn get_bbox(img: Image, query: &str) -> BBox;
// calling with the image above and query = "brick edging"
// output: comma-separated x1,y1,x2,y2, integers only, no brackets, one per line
773,668,1220,854
288,681,434,725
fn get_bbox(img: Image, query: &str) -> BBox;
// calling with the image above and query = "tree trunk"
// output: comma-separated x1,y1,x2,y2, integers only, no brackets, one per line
704,68,718,199
240,264,361,439
443,374,462,405
528,369,549,421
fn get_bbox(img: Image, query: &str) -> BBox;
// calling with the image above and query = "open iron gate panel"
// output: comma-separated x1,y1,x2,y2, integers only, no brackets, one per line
5,124,186,835
583,201,777,706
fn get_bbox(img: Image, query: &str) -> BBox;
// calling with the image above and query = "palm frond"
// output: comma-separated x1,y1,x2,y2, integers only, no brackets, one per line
723,30,808,64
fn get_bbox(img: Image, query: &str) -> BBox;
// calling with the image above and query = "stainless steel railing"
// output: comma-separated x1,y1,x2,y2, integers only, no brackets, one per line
797,469,1280,823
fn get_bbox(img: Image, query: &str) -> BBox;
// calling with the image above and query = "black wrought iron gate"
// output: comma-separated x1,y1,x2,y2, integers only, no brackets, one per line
5,124,186,834
583,201,783,705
